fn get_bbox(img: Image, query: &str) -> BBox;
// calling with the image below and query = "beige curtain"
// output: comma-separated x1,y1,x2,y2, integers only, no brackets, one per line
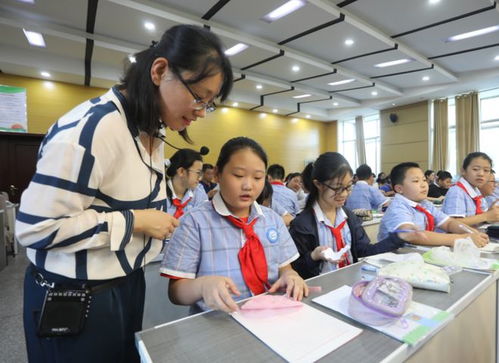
455,92,480,172
432,99,448,171
355,115,366,166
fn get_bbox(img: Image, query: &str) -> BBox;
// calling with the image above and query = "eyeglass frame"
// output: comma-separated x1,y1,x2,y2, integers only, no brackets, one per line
187,169,203,178
171,68,217,113
319,181,353,195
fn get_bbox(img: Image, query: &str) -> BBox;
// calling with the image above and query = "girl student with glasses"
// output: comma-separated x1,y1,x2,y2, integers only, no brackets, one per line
17,24,232,363
289,152,424,279
165,149,208,220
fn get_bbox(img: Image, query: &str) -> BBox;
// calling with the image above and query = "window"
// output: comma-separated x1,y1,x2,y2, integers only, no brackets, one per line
338,114,381,173
338,118,357,171
479,89,499,171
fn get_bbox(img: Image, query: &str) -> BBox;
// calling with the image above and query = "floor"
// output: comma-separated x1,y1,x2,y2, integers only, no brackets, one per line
0,249,190,362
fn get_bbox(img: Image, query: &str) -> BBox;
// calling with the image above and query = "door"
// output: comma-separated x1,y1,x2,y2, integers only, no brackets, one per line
0,132,44,203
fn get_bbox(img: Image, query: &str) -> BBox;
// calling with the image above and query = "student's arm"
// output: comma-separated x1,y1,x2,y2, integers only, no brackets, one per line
282,213,294,227
268,264,309,300
451,202,499,226
439,218,489,247
289,222,322,279
168,276,241,313
395,223,484,247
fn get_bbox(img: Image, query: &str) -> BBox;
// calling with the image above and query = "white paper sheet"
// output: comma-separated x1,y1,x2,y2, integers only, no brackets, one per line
231,302,362,362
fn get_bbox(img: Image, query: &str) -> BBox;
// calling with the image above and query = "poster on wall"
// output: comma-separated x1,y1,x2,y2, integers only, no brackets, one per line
0,85,28,132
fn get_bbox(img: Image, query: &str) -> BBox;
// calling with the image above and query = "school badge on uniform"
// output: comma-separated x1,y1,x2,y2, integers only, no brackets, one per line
266,228,279,243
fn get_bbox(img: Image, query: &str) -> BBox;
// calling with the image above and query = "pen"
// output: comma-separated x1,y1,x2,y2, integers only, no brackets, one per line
361,264,378,272
458,224,474,234
393,229,421,233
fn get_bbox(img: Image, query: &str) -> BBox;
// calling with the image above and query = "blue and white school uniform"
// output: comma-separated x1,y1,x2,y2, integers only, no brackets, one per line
270,199,288,217
165,180,208,217
161,192,299,311
442,178,488,217
485,185,499,208
346,180,389,211
378,194,449,240
312,202,353,273
271,183,299,216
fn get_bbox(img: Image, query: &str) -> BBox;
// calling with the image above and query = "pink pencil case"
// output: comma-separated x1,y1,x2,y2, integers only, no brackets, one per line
349,277,412,326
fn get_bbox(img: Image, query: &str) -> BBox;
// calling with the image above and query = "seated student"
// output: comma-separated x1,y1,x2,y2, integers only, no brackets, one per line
199,163,218,199
428,171,452,198
165,149,207,219
289,153,421,279
442,152,499,226
479,171,498,208
161,137,308,313
424,170,435,185
379,162,489,247
268,164,299,216
378,177,395,197
285,172,307,211
346,164,390,211
257,179,293,227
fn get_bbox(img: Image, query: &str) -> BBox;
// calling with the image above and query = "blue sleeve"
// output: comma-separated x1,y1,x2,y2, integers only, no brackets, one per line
442,186,467,217
370,187,388,210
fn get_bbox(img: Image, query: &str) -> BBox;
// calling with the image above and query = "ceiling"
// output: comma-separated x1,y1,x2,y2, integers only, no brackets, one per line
1,0,499,121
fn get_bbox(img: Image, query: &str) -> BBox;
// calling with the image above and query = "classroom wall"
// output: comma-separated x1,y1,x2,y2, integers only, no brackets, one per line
0,73,337,173
380,101,429,174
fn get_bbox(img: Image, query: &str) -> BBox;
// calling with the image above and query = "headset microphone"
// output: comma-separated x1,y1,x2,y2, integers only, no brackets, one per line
155,132,209,156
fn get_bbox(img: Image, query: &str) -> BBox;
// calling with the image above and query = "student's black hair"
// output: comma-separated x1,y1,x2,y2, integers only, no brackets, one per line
216,137,267,173
376,172,386,184
355,164,372,180
267,164,285,180
118,24,233,138
390,162,420,189
202,163,214,172
424,170,434,178
303,152,353,210
437,171,452,181
462,152,493,170
285,172,301,185
257,179,273,205
166,148,203,201
301,162,314,193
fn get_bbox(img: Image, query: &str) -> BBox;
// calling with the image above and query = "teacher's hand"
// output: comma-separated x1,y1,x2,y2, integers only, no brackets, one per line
133,209,179,239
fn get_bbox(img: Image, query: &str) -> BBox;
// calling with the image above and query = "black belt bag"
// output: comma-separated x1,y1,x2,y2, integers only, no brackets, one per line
33,267,129,337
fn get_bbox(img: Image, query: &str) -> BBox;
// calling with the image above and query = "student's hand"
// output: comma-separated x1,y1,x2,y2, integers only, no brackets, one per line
133,209,179,239
310,246,329,261
485,201,499,223
198,276,241,313
268,270,309,301
467,232,489,248
395,226,429,244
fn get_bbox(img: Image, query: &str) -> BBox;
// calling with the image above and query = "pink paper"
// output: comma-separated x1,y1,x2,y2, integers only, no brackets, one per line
241,295,304,310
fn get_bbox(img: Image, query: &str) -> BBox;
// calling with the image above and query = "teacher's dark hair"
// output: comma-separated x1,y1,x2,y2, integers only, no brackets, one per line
119,24,233,139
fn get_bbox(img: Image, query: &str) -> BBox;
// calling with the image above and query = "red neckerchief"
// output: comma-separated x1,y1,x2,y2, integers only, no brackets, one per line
456,182,483,214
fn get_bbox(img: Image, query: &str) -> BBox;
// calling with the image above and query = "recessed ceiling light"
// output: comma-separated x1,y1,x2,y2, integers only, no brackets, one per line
328,79,355,86
494,55,499,61
306,115,311,119
371,91,378,96
23,29,45,47
333,102,339,106
422,76,430,81
232,102,239,107
128,55,136,63
292,65,300,72
392,103,396,106
272,109,278,113
225,43,249,56
446,25,499,42
344,39,354,46
374,59,411,68
428,0,440,4
293,94,311,99
144,22,155,31
291,118,298,123
40,71,51,78
261,0,306,23
256,84,263,89
17,0,35,3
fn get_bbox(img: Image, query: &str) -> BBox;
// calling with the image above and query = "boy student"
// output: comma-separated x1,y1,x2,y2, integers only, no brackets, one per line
428,171,452,198
268,164,299,216
378,162,489,247
199,163,218,199
346,164,390,211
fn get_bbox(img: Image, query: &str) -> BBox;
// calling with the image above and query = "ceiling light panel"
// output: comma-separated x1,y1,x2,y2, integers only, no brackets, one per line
261,0,307,23
210,0,332,44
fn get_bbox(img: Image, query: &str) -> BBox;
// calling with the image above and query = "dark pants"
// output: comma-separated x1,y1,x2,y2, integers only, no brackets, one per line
24,264,145,363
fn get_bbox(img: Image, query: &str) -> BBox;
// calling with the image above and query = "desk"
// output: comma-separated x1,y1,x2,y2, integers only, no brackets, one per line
136,259,497,362
362,218,382,243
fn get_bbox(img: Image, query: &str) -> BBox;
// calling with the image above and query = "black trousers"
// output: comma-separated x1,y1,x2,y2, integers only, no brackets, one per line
24,264,145,363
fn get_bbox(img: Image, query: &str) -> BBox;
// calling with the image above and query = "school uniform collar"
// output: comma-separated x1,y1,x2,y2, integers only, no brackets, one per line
212,191,263,220
356,180,368,185
394,193,421,208
457,177,482,198
312,201,347,227
167,179,193,202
